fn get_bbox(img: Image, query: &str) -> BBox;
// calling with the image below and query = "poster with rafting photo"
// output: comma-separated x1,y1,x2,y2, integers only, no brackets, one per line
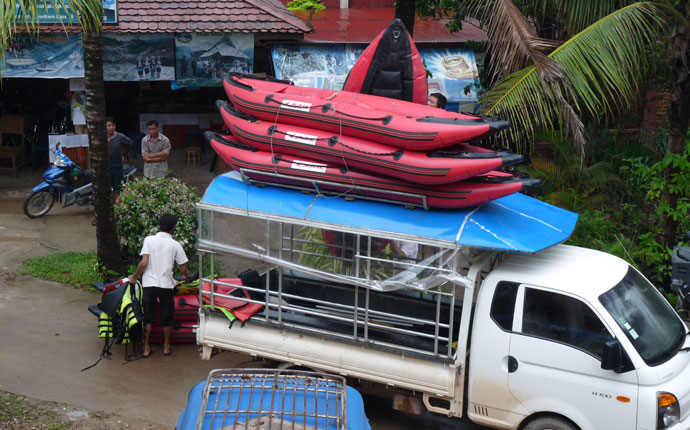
0,34,84,79
102,34,175,81
271,44,365,90
174,33,254,88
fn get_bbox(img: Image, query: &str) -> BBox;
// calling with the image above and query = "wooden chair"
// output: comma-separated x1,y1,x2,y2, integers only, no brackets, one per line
0,115,25,176
184,146,202,167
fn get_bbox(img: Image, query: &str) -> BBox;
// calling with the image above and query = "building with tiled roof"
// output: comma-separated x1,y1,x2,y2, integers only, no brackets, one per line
112,0,311,34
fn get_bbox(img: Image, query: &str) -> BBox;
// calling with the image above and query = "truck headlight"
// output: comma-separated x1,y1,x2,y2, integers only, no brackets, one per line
658,392,680,429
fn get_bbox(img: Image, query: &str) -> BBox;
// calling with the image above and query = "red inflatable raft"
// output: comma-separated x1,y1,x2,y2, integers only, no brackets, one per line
218,101,521,184
223,74,510,150
343,18,428,105
207,132,539,209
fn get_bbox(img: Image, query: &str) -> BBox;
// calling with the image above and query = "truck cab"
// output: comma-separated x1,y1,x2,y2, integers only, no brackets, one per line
195,172,690,430
469,245,690,430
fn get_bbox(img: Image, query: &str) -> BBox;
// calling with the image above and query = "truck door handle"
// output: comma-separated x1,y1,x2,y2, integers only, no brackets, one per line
508,356,518,373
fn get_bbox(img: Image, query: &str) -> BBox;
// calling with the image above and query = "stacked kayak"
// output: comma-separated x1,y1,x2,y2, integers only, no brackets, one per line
212,73,537,209
223,74,510,150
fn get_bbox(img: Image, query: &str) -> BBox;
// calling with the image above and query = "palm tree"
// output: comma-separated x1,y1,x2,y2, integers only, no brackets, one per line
417,0,689,248
3,0,123,274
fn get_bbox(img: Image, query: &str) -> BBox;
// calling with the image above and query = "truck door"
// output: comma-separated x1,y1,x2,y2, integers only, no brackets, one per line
508,286,638,429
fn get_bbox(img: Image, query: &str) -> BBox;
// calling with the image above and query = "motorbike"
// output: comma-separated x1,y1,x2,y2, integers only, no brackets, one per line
670,232,690,320
23,143,136,218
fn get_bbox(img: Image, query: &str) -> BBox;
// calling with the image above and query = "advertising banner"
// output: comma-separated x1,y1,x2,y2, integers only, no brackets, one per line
1,34,84,79
420,48,480,103
271,44,481,105
175,33,254,87
272,44,365,90
103,34,175,81
14,0,117,24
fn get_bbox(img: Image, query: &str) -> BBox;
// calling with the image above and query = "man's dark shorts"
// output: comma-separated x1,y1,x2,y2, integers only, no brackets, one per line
143,287,174,326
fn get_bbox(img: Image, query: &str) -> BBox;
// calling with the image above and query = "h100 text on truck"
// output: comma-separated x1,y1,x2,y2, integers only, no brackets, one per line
194,171,690,430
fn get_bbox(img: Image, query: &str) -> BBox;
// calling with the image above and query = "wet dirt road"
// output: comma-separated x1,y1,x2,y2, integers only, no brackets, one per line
0,159,488,429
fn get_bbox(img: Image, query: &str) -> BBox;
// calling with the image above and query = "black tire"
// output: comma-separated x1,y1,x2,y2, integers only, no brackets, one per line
23,190,55,218
523,416,578,430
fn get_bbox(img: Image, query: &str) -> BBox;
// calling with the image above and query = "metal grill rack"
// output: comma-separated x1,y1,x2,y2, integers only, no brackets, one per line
196,369,347,430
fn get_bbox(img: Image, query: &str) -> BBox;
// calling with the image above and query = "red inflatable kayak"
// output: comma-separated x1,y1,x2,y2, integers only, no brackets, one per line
343,18,428,105
223,74,510,150
218,101,521,184
207,133,539,209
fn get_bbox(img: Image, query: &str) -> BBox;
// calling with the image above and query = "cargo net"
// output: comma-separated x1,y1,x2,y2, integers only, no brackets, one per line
197,369,346,430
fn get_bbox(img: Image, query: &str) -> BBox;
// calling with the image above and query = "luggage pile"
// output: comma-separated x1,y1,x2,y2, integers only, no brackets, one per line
206,73,537,209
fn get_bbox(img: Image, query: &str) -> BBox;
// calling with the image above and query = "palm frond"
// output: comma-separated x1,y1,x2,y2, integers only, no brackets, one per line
559,0,634,35
481,2,664,155
467,0,563,77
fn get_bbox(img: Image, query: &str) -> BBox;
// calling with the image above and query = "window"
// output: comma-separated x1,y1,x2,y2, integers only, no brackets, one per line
522,288,611,359
490,282,519,331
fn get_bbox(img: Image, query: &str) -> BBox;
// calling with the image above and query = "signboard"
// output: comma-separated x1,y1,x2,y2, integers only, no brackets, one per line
271,44,481,107
15,0,117,24
103,34,175,81
175,33,254,88
1,34,84,79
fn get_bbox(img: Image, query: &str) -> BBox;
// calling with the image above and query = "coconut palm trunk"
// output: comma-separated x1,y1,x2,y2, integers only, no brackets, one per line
83,30,123,274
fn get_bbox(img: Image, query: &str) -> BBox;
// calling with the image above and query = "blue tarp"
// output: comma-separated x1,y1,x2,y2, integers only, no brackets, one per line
199,173,578,253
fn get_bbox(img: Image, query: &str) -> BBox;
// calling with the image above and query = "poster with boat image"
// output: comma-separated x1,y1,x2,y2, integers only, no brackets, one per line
1,34,84,78
174,33,254,87
420,48,480,103
102,34,175,81
272,44,365,90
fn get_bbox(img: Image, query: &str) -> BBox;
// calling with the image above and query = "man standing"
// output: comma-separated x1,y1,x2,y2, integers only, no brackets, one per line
106,117,133,204
128,214,190,357
141,119,171,179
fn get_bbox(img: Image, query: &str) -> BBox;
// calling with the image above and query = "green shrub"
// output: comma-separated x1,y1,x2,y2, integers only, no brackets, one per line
286,0,325,10
115,177,199,266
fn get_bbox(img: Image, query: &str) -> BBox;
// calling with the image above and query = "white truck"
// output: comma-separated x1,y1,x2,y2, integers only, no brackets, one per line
195,172,690,430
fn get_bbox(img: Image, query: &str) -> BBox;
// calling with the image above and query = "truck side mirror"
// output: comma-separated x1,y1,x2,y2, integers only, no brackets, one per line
601,339,623,372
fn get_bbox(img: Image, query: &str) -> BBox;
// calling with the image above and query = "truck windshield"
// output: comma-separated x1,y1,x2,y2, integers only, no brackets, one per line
599,267,686,366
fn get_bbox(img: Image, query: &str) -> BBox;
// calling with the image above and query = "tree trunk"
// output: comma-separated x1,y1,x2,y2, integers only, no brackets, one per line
661,2,690,250
82,30,123,274
395,0,416,37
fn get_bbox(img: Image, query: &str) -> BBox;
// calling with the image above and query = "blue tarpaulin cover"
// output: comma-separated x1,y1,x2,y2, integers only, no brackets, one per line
199,172,578,253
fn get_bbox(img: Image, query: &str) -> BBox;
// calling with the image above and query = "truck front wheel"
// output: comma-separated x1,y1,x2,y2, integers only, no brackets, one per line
523,416,578,430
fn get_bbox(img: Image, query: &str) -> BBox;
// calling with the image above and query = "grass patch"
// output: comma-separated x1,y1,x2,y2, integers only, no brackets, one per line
0,392,37,422
21,251,103,289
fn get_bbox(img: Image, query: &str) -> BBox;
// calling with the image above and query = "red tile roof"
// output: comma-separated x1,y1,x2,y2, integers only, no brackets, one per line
293,8,486,44
114,0,311,33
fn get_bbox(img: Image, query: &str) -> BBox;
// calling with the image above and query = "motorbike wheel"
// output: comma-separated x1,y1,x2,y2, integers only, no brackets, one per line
23,190,55,218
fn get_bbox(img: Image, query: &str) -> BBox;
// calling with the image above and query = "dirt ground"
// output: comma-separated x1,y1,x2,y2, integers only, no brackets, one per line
0,151,483,430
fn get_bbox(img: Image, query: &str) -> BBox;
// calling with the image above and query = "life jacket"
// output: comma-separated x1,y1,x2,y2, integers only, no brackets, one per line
83,280,144,371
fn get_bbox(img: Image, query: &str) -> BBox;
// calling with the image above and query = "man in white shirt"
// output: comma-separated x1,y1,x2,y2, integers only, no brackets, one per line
129,214,190,357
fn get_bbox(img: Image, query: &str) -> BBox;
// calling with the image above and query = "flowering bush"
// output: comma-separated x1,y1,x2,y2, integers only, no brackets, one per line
115,177,199,265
